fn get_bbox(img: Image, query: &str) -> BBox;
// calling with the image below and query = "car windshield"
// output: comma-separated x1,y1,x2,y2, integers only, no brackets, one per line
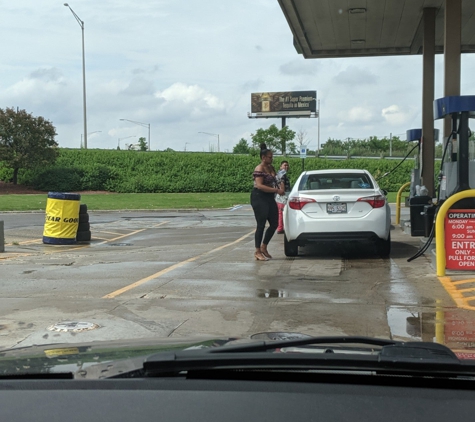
299,173,374,190
1,0,475,375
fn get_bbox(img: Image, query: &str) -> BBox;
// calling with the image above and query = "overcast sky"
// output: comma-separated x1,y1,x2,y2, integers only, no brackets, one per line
1,0,474,152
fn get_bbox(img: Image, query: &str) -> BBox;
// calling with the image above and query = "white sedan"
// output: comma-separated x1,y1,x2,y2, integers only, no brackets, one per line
283,169,391,257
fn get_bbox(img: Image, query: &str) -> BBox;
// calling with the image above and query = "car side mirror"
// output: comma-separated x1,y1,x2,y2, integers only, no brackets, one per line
382,189,388,196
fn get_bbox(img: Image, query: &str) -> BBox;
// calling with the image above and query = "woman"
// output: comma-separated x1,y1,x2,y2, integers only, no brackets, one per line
251,143,285,261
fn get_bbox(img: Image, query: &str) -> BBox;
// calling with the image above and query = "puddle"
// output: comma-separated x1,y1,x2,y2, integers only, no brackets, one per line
257,289,288,299
387,303,475,359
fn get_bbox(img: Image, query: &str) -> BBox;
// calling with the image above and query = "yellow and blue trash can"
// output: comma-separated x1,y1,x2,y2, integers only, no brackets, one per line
43,192,81,245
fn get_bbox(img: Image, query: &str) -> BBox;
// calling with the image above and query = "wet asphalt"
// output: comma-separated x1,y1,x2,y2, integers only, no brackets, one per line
0,205,474,356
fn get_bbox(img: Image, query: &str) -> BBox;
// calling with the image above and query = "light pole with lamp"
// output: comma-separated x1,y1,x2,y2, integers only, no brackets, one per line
119,119,151,151
64,3,88,149
81,131,101,148
118,135,137,149
198,132,220,152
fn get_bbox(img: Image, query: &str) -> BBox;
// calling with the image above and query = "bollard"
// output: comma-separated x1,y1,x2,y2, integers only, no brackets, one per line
43,192,81,245
0,220,4,252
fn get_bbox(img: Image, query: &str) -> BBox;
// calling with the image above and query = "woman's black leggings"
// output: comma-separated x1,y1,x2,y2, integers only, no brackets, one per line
250,188,279,248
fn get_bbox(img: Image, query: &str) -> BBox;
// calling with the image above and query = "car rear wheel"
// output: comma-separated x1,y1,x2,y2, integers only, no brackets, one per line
376,232,391,257
284,235,299,257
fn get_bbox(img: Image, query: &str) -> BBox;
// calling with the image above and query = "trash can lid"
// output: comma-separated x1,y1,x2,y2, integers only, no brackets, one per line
47,192,81,201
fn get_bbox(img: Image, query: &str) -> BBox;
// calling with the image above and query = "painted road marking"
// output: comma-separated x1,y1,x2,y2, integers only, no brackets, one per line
438,276,475,311
102,229,255,299
0,221,169,261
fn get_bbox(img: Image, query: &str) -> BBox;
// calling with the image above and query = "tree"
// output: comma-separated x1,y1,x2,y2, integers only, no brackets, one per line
295,129,309,148
251,124,296,155
138,137,147,151
0,107,58,184
232,138,251,154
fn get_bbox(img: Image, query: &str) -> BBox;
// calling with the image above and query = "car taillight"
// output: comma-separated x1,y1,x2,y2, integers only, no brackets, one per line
288,197,316,210
357,195,386,208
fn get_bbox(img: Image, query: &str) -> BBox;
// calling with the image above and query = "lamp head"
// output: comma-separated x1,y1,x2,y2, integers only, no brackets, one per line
64,3,69,6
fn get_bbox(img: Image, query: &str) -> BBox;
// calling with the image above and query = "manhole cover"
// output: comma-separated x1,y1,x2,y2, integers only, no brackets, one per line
250,332,312,341
47,321,100,332
109,243,133,246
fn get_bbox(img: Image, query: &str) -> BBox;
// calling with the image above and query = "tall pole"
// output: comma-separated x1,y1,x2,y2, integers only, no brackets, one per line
81,22,87,149
64,3,88,149
389,132,392,157
317,99,320,157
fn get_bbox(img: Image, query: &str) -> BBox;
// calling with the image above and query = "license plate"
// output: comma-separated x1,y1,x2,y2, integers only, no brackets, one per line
327,203,347,214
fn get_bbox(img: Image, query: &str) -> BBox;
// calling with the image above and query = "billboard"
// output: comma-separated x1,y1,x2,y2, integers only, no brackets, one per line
251,91,317,117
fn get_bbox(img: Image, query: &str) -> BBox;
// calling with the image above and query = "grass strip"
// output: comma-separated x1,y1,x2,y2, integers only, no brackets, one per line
0,192,253,212
0,191,400,212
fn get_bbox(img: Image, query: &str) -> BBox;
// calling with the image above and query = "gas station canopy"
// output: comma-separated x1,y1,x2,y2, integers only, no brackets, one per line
278,0,475,58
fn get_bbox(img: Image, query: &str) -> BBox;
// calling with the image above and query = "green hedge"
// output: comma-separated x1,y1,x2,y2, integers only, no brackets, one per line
7,149,416,193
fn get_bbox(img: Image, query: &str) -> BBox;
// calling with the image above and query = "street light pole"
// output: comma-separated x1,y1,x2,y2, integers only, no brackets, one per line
119,119,151,150
198,132,220,152
64,3,88,149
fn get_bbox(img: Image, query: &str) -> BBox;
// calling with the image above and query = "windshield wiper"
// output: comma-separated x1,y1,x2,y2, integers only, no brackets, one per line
140,336,472,378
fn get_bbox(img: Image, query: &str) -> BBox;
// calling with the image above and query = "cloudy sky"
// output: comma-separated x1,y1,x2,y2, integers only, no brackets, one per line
1,0,474,152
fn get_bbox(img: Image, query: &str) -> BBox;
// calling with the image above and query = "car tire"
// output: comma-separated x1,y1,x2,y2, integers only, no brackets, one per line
79,204,88,214
79,213,89,223
377,232,391,257
284,235,299,257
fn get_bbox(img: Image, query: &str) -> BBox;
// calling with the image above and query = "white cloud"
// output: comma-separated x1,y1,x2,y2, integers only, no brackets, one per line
338,106,374,123
381,105,414,126
155,83,225,120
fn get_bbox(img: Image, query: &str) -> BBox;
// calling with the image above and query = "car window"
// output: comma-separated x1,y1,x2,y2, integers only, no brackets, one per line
298,173,374,190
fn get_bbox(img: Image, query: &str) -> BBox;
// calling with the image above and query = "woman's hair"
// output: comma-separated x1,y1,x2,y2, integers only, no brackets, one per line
260,143,271,158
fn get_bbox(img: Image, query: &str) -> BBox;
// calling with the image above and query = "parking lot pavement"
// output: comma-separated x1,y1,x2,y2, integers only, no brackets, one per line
0,207,465,351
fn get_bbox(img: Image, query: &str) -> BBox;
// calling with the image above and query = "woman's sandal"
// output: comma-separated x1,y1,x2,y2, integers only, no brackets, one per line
255,252,269,261
260,248,272,259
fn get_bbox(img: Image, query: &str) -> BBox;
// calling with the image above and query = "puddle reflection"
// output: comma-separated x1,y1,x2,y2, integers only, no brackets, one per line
257,289,288,299
388,301,475,360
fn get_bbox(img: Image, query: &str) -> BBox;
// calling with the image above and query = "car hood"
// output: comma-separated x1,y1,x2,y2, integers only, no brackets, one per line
0,336,243,378
0,331,309,378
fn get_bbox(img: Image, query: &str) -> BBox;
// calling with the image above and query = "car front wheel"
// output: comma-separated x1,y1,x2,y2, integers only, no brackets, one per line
284,235,299,257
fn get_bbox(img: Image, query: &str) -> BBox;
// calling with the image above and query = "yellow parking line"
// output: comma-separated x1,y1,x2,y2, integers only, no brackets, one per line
452,278,475,285
0,252,34,260
438,276,475,311
458,287,475,293
1,222,169,260
97,230,130,236
103,229,254,299
17,239,43,245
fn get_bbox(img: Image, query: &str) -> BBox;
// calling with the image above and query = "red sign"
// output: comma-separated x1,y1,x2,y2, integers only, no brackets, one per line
444,209,475,270
455,352,475,360
444,311,475,343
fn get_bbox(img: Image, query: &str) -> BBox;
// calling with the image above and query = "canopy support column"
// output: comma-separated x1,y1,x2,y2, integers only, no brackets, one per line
421,8,436,196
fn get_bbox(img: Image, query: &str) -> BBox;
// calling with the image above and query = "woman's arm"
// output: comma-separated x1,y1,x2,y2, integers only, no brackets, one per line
255,176,281,193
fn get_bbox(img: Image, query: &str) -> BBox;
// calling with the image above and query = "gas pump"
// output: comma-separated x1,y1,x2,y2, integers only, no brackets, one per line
433,96,475,271
435,96,475,207
406,128,439,237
